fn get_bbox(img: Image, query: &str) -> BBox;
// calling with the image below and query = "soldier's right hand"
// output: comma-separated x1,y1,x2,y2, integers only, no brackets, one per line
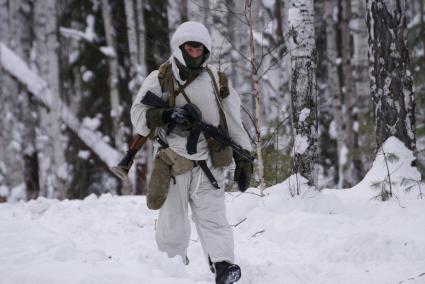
164,104,202,128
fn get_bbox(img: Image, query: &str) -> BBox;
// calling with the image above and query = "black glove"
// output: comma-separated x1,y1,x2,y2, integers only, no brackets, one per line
233,149,253,192
163,103,202,129
146,104,202,130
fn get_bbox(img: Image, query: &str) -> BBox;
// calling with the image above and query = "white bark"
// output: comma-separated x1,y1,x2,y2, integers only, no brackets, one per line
135,0,146,70
12,0,39,199
246,0,266,193
124,0,143,93
101,0,125,153
33,0,67,199
351,0,374,174
288,0,318,188
325,0,345,187
0,0,26,196
340,0,357,186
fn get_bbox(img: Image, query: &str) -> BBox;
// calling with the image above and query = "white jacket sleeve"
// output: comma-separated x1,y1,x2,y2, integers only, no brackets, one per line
130,70,163,136
222,86,253,152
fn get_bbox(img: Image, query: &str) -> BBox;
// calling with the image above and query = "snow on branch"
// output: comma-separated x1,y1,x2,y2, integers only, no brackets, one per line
0,42,120,168
0,42,52,107
59,27,95,43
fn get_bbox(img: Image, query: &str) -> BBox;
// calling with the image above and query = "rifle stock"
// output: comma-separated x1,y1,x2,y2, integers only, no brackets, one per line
110,134,150,180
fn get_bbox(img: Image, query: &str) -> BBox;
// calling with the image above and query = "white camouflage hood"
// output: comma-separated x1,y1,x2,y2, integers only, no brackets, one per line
170,21,212,67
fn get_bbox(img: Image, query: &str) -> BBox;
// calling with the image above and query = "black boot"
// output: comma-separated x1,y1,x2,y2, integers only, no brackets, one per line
214,261,241,284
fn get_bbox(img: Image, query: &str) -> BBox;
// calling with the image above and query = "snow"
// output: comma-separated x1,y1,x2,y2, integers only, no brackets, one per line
261,0,276,9
0,42,52,107
59,27,95,43
293,134,309,154
339,144,348,167
82,116,101,131
0,42,120,168
82,70,94,82
78,150,91,160
68,51,80,64
99,46,116,58
0,137,424,283
299,108,310,122
0,185,8,197
329,120,338,139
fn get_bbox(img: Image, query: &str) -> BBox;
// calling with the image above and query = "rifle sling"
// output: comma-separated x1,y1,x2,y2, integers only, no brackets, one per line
197,160,220,189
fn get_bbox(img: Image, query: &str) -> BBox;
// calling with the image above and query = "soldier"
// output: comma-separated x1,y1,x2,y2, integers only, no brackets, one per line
131,21,253,284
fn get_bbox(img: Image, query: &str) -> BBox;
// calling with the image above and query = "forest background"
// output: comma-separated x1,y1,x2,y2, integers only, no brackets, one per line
0,0,423,201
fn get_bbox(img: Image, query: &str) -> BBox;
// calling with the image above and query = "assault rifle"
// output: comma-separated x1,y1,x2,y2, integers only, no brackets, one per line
110,91,255,180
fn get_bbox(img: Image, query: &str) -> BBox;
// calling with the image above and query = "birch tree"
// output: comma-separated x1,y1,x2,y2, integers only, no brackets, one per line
11,0,40,199
288,0,318,188
0,0,25,198
101,0,125,154
33,0,67,199
351,0,375,175
245,0,266,192
144,0,170,73
340,0,358,186
366,0,416,151
324,0,345,187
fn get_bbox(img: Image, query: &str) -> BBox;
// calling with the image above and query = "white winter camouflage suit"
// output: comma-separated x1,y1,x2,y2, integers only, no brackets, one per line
131,21,252,264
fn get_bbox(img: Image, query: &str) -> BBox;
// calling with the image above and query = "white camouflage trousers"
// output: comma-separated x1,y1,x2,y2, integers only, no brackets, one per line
155,160,235,264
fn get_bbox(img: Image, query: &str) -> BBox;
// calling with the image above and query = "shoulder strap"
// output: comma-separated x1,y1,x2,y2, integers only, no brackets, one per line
158,60,201,108
206,67,229,132
217,71,230,99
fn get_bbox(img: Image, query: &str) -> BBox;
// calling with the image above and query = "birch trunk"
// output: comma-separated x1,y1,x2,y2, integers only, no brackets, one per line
366,0,416,151
33,0,67,199
135,0,146,72
288,0,318,188
0,0,25,197
101,0,125,152
325,0,345,187
351,0,374,175
12,0,40,199
246,0,265,193
340,0,357,186
144,0,169,73
420,0,425,63
124,0,142,92
127,0,150,195
180,0,188,22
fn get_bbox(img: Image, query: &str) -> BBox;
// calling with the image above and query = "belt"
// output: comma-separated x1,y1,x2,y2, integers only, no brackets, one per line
155,136,219,190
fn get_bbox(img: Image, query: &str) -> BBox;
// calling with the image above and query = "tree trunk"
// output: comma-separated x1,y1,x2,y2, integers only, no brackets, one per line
12,0,40,200
366,0,416,151
33,0,67,199
180,0,188,22
144,0,169,73
340,0,358,186
288,0,318,188
0,0,25,198
325,0,345,187
246,0,266,193
124,0,142,93
351,0,375,176
101,0,125,154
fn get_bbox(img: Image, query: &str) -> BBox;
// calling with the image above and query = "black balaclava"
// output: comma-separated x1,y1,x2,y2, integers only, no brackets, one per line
176,41,210,81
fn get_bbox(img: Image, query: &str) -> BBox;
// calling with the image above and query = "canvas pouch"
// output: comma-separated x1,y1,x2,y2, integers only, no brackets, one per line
147,148,194,210
207,138,233,168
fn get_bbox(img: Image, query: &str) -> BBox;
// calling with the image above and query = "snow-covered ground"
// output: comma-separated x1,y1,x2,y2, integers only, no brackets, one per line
1,137,424,284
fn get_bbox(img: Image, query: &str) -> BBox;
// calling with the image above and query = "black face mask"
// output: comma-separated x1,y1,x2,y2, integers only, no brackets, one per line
179,42,210,69
176,42,210,80
174,58,204,81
